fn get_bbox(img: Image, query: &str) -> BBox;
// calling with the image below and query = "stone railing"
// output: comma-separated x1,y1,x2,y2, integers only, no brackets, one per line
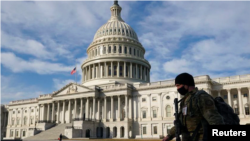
99,83,129,90
212,74,250,83
136,75,210,89
10,98,38,104
39,94,52,99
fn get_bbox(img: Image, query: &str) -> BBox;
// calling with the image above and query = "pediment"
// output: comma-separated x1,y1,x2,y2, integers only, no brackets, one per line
53,83,94,96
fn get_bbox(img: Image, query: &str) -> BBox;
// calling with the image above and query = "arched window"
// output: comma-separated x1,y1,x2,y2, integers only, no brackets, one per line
245,104,249,115
129,48,131,54
108,46,111,53
24,117,27,125
103,46,106,54
11,118,15,125
114,46,116,53
134,49,136,56
166,105,171,117
119,46,122,53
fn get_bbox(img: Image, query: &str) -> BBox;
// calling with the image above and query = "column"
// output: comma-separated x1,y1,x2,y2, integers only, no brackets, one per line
111,62,113,77
80,98,83,119
138,96,141,120
143,66,146,81
118,96,120,121
130,62,132,78
97,98,100,120
98,63,100,78
226,89,232,106
47,103,50,121
148,94,151,119
104,97,107,121
74,99,77,119
62,101,65,123
129,96,132,119
20,108,23,126
68,100,71,123
83,68,85,82
42,104,46,120
93,64,95,78
105,62,107,77
8,110,12,126
93,98,96,120
136,64,138,79
85,98,89,119
88,65,91,79
117,61,120,77
140,65,142,80
238,88,243,117
111,96,113,121
159,93,162,119
57,101,60,123
124,62,126,77
28,108,31,126
125,95,128,120
51,102,54,122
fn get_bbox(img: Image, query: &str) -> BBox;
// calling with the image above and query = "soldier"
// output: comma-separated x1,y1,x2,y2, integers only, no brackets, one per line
162,73,224,141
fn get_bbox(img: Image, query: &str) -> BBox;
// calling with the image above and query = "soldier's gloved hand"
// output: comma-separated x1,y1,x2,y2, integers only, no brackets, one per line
162,135,171,141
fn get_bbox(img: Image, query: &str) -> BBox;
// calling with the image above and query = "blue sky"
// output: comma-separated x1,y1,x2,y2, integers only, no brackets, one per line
1,1,250,104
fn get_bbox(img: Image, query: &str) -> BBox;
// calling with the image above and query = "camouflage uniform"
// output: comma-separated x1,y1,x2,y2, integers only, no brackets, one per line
167,87,224,141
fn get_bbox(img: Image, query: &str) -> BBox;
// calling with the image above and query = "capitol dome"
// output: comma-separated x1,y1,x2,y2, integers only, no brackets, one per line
81,1,151,86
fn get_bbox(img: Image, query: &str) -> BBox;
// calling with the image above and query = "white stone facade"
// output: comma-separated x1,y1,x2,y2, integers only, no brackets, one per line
2,1,250,140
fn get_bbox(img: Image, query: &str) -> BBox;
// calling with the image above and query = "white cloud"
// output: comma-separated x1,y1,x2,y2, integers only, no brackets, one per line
1,52,74,74
1,75,45,104
53,79,74,90
138,1,250,81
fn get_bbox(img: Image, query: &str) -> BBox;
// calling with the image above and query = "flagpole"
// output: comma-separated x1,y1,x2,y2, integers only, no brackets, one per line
75,59,77,84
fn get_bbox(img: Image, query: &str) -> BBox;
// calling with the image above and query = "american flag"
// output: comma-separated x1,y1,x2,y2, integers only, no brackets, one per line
70,67,76,75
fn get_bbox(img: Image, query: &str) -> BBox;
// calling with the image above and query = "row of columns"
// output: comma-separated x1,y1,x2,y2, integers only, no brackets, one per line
82,62,150,82
37,95,132,123
215,87,250,116
89,44,143,59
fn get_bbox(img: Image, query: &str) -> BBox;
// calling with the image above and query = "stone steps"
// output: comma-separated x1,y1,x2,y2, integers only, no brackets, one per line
23,123,72,140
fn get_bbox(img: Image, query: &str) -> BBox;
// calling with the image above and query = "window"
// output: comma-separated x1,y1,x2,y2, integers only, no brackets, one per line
119,46,122,53
166,96,170,100
24,117,27,125
23,131,26,137
114,46,116,53
18,111,20,114
16,130,19,137
244,94,248,97
142,98,146,102
10,130,13,137
98,47,100,55
13,111,15,114
94,67,96,78
108,46,111,53
223,95,227,99
25,110,27,113
233,94,237,98
134,49,136,56
153,110,157,118
143,127,146,134
96,49,97,56
125,47,127,54
31,109,34,112
137,50,139,56
152,97,157,101
129,48,131,54
143,111,146,118
126,66,128,77
31,118,33,124
103,46,106,54
245,107,249,115
114,65,117,76
154,126,157,134
166,105,171,117
234,108,239,115
108,66,111,76
120,66,123,76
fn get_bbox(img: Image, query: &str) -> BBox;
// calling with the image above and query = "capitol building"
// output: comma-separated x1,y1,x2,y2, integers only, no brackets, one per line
1,1,250,140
